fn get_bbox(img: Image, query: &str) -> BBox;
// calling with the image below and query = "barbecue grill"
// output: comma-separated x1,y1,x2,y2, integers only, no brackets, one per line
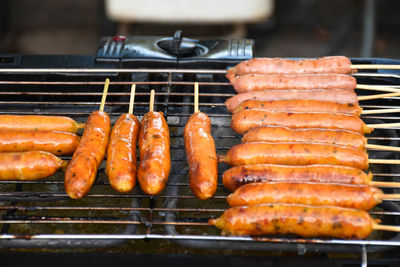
1,33,400,266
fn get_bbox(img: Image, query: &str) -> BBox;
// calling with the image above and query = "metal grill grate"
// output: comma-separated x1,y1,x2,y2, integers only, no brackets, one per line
0,67,400,256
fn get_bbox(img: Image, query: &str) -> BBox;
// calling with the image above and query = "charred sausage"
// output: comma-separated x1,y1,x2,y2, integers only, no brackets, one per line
231,110,372,135
0,115,85,133
233,99,362,115
64,111,111,199
106,113,140,193
0,151,66,180
222,164,372,192
0,130,80,156
227,74,357,93
209,203,374,239
242,126,366,150
225,89,358,113
138,111,170,195
221,142,369,169
184,112,218,200
227,56,355,76
227,182,383,211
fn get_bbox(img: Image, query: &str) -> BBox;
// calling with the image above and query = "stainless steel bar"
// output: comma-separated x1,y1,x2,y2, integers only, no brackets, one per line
0,81,231,86
0,68,228,74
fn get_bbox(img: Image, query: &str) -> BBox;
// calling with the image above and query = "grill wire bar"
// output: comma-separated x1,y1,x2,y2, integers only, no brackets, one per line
0,67,400,256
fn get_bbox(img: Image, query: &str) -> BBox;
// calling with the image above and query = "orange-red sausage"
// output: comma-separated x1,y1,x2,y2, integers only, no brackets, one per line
221,142,369,169
0,151,66,180
227,56,355,76
184,112,218,200
106,113,140,193
138,111,170,195
222,164,372,192
231,110,372,135
209,204,375,239
0,130,80,156
227,74,357,93
64,111,111,199
0,115,85,133
242,126,366,150
227,182,383,211
233,99,362,115
225,89,358,113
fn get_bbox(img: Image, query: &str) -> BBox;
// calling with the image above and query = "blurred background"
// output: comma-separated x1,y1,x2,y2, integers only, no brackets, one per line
0,0,399,58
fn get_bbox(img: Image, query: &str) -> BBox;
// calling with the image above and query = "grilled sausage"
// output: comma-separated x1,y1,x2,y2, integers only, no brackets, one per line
233,99,362,115
227,74,357,93
0,130,80,156
227,182,383,211
209,203,374,239
227,56,355,76
106,113,140,193
0,115,85,133
225,89,358,113
64,111,111,199
231,110,372,135
242,126,366,150
184,112,218,200
138,111,170,195
222,164,372,192
221,142,369,169
0,151,66,180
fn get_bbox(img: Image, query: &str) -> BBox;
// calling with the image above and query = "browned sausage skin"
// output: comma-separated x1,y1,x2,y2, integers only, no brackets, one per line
231,110,372,135
0,115,85,133
0,130,80,156
221,142,369,169
242,126,366,150
227,56,355,75
233,99,362,115
184,112,218,200
138,111,170,195
209,204,374,239
225,89,358,113
222,164,372,192
65,111,111,199
106,113,140,193
0,151,66,180
227,182,383,211
227,74,357,93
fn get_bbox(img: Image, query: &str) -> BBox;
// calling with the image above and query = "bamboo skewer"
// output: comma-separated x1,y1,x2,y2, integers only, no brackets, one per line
356,84,400,93
149,89,155,112
358,91,400,101
128,84,136,115
362,108,400,115
99,78,110,112
365,143,400,152
367,122,400,129
352,64,400,70
370,181,400,188
372,223,400,233
194,82,199,113
382,194,400,200
369,159,400,165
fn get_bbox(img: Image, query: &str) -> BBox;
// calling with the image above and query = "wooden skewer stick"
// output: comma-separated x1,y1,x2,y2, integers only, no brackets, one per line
99,78,110,112
128,84,136,115
194,82,199,113
357,84,400,93
373,223,400,233
370,181,400,188
358,91,400,101
149,89,155,112
369,159,400,165
365,143,400,152
382,194,400,200
367,122,400,129
362,108,400,115
352,64,400,70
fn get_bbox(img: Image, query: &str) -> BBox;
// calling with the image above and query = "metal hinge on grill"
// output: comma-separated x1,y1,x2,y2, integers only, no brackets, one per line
95,30,254,69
